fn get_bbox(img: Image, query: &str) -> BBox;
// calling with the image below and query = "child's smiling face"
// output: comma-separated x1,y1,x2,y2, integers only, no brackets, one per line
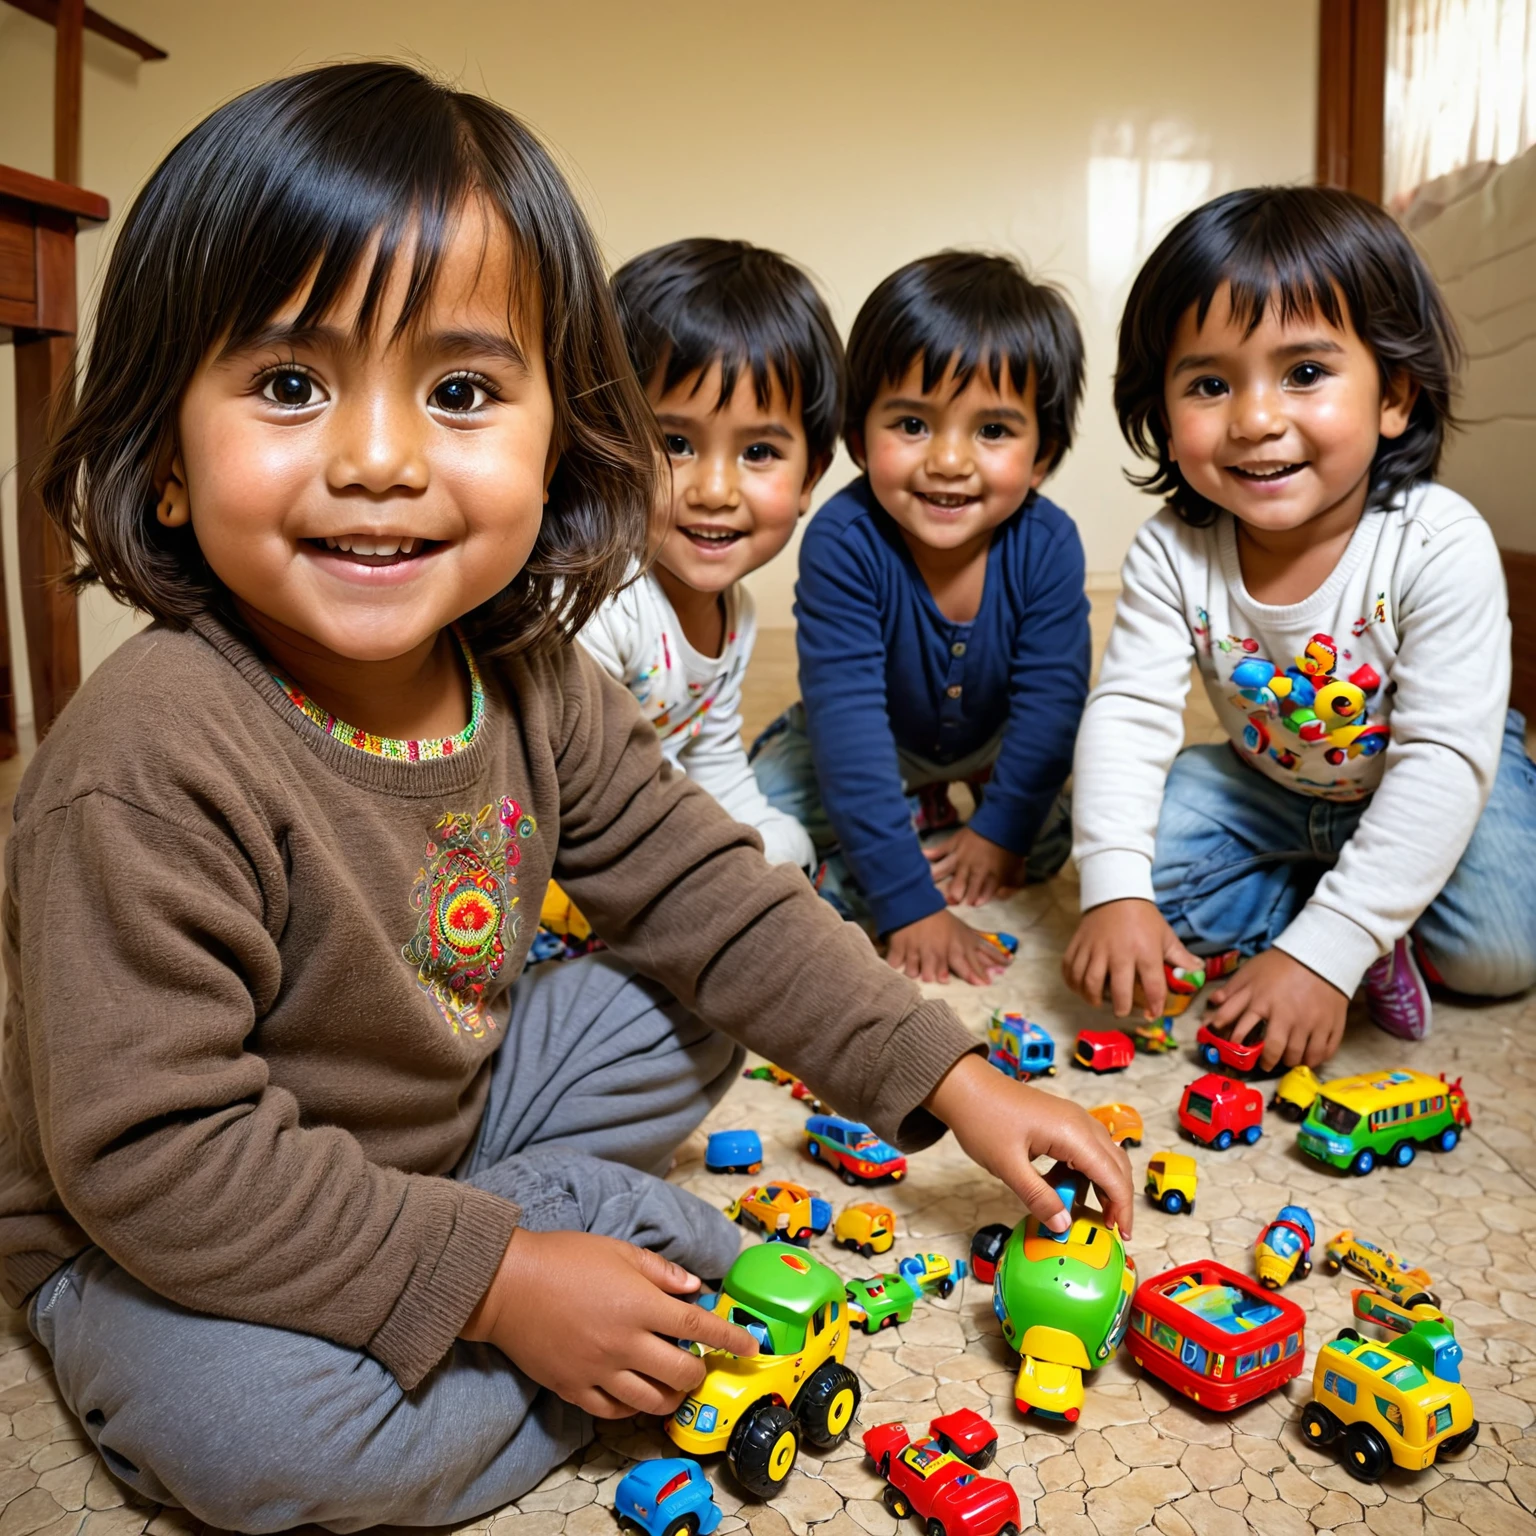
1163,284,1415,536
650,362,816,598
167,201,556,666
856,357,1050,554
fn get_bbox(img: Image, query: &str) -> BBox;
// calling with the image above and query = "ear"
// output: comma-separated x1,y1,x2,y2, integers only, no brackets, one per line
847,431,867,473
1029,445,1057,491
799,453,832,514
153,449,191,529
1378,370,1418,441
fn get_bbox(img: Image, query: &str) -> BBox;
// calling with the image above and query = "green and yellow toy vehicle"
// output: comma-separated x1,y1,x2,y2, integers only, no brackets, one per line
668,1244,861,1498
984,1168,1136,1423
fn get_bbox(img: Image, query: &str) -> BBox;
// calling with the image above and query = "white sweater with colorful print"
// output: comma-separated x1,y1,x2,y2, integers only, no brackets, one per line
580,572,816,873
1072,483,1510,994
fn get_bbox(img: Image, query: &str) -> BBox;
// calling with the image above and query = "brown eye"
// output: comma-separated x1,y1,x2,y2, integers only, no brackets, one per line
263,369,314,408
431,376,486,413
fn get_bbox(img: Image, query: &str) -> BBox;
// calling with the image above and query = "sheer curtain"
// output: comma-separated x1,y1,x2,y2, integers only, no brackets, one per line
1386,0,1536,207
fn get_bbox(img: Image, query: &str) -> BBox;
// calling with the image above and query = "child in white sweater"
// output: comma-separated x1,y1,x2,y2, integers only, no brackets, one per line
580,240,841,872
1065,186,1536,1068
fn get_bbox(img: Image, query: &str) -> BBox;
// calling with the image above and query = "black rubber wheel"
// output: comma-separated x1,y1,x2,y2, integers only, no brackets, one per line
881,1487,910,1521
1342,1422,1392,1483
662,1517,699,1536
1390,1140,1416,1168
730,1400,801,1499
1301,1402,1340,1447
1215,1130,1234,1151
937,1277,956,1299
1122,1137,1141,1149
1440,1420,1479,1457
618,1520,643,1536
1337,1327,1362,1343
936,1432,995,1470
795,1361,861,1450
1278,1101,1305,1123
1405,1290,1440,1310
1161,1190,1186,1215
927,1519,947,1536
1324,1257,1341,1275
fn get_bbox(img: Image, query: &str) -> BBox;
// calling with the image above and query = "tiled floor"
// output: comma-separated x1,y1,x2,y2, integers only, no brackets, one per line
0,615,1531,1536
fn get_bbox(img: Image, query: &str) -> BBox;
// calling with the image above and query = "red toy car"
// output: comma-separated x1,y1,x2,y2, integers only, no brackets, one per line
1194,1021,1265,1074
1179,1073,1264,1150
1073,1030,1134,1073
863,1411,1019,1536
1127,1260,1306,1411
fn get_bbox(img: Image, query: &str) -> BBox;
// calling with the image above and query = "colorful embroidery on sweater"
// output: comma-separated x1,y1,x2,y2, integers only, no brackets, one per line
272,640,485,761
403,797,537,1038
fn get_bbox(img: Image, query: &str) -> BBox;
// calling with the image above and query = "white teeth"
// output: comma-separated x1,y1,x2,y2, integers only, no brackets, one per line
321,536,420,556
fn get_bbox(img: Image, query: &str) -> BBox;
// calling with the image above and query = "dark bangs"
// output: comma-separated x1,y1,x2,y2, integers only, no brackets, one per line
1115,185,1462,526
42,60,657,653
612,239,845,471
845,251,1085,473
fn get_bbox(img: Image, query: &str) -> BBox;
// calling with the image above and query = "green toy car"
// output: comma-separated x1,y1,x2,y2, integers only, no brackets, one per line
845,1273,918,1333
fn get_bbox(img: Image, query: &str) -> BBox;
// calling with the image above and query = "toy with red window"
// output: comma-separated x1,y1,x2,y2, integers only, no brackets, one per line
863,1410,1019,1536
1128,1260,1306,1411
1073,1030,1135,1073
1179,1074,1264,1150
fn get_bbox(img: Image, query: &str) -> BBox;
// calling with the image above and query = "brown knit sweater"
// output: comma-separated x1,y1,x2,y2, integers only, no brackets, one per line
0,616,977,1388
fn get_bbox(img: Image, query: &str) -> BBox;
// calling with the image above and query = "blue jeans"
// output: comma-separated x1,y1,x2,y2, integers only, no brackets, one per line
1153,710,1536,997
750,702,1072,931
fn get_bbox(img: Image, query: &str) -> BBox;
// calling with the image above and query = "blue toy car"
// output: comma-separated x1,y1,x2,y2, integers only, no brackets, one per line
985,1011,1056,1080
614,1458,723,1536
704,1129,763,1176
804,1114,907,1184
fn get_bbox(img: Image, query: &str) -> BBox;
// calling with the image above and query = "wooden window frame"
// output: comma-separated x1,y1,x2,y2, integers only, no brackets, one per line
1317,0,1389,201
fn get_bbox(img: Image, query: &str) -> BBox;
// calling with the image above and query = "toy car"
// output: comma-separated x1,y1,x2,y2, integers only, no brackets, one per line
835,1200,896,1257
1195,1020,1266,1074
742,1063,795,1086
1144,1152,1197,1214
1130,952,1241,1019
724,1182,832,1246
1348,1290,1462,1382
705,1130,763,1176
1178,1073,1263,1150
1303,1332,1477,1480
985,1011,1056,1080
790,1080,826,1112
897,1251,964,1298
988,1167,1136,1422
1127,1260,1306,1411
1270,1064,1322,1122
804,1115,907,1185
969,1223,1009,1284
1298,1069,1471,1175
1088,1103,1143,1147
1132,1016,1178,1054
979,931,1018,959
1073,1030,1135,1073
845,1272,918,1333
1254,1205,1315,1289
667,1244,861,1497
863,1411,1020,1536
614,1459,723,1536
1323,1230,1438,1308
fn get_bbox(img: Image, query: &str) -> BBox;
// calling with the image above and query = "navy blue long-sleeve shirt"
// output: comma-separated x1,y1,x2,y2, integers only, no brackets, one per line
796,476,1091,935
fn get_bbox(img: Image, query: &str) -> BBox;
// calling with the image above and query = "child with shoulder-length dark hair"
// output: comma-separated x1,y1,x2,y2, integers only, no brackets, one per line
1065,185,1536,1067
1,63,1129,1531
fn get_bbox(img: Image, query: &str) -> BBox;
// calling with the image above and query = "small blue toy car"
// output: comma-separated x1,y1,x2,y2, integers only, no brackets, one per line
804,1114,907,1184
614,1458,722,1536
704,1129,763,1176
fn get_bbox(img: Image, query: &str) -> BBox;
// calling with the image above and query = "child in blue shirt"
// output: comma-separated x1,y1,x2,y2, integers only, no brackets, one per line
753,253,1091,985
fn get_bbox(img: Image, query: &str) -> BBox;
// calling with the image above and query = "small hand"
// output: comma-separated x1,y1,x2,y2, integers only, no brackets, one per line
886,908,1013,986
924,827,1026,907
462,1228,758,1419
1202,948,1346,1070
1063,898,1202,1019
927,1054,1134,1237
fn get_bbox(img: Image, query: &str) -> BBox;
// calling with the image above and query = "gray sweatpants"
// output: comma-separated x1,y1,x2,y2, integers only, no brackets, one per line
27,954,746,1533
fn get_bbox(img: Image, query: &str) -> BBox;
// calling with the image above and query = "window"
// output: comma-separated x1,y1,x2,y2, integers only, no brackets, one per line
1185,1093,1214,1125
1323,1369,1358,1405
1315,1098,1361,1135
1375,1397,1405,1432
1151,1319,1182,1353
1235,1353,1258,1377
811,1305,827,1336
830,1300,840,1323
1431,1095,1445,1112
1385,1361,1429,1390
1284,1333,1301,1357
1260,1343,1281,1368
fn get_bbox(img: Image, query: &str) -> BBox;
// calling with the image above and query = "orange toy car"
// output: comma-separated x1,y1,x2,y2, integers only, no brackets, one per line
1089,1103,1144,1148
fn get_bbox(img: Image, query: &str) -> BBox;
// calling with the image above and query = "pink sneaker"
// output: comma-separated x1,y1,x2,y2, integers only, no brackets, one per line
1364,936,1432,1040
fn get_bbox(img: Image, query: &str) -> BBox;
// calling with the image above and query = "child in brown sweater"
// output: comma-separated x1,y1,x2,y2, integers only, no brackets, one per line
0,63,1128,1531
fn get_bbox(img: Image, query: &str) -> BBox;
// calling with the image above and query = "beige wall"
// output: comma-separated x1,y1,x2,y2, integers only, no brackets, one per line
0,0,1318,732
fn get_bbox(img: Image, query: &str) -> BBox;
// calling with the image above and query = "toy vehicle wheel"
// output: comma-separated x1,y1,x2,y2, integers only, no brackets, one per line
1299,1260,1312,1278
936,1433,996,1471
1201,1045,1221,1067
1350,1148,1376,1176
796,1361,861,1449
663,1517,700,1536
747,1162,763,1174
1324,1257,1341,1275
730,1400,801,1499
1337,1327,1361,1343
859,1242,876,1258
880,1313,897,1330
1160,1191,1185,1214
839,1168,860,1186
1242,1126,1261,1145
1437,1126,1460,1152
1300,1402,1341,1447
1390,1140,1415,1167
998,1526,1019,1536
1341,1422,1392,1483
618,1519,643,1536
881,1488,910,1521
1441,1420,1479,1457
1215,1130,1234,1151
1405,1289,1439,1309
807,1142,820,1158
927,1519,948,1536
937,1277,956,1299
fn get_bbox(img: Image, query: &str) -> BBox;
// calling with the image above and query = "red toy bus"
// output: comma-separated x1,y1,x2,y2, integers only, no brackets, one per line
1127,1260,1306,1411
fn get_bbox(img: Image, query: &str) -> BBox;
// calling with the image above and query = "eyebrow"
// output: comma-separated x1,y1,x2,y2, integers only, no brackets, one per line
223,321,528,372
655,412,796,441
1170,338,1347,378
880,396,1029,424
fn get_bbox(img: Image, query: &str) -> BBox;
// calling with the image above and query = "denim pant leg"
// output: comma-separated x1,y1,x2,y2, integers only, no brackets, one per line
29,957,744,1533
1152,744,1335,957
1413,710,1536,997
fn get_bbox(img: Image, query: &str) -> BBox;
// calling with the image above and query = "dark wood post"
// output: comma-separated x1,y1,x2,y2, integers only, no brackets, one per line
1316,0,1388,201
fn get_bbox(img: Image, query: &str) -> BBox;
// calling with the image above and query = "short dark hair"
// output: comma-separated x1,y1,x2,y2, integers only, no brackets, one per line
612,238,845,473
1115,185,1462,526
844,251,1085,474
42,61,658,654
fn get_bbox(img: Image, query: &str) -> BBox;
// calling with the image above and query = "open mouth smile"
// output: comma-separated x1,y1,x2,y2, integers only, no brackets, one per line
915,492,978,512
678,526,746,551
1225,462,1306,484
306,535,438,568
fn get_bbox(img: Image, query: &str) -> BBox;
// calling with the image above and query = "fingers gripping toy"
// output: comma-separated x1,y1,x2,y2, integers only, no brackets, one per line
983,1167,1136,1422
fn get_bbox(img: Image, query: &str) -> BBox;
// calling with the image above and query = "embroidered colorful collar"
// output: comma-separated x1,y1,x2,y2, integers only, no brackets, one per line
271,638,485,761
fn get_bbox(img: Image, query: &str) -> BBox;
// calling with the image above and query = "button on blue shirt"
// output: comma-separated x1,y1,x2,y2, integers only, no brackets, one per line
796,476,1090,934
